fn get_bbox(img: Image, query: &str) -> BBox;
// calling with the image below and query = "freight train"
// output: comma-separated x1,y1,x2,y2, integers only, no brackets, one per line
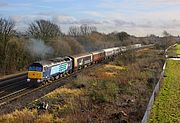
27,44,142,86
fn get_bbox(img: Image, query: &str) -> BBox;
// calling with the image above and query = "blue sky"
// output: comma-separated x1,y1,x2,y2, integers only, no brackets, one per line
1,0,180,36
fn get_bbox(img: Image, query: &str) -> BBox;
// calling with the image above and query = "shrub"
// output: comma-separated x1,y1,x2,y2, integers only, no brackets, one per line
87,80,119,103
68,74,91,89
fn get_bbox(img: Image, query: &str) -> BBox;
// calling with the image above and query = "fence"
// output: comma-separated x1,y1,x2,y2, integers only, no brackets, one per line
141,62,166,123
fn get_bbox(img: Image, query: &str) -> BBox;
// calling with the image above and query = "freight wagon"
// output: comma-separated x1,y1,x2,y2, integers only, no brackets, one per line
91,50,105,64
103,48,115,58
113,47,121,55
70,53,93,70
127,44,142,50
119,46,127,52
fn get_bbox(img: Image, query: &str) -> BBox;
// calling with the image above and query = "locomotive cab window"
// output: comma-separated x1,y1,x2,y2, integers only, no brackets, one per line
64,58,70,61
44,66,48,71
28,63,43,72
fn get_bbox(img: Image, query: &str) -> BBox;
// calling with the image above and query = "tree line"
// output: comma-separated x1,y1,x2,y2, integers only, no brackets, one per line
0,18,115,75
0,17,178,75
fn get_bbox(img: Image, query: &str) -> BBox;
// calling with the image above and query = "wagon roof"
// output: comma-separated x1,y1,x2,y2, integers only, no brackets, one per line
35,56,71,66
71,52,92,58
103,48,115,51
91,50,105,54
35,60,52,66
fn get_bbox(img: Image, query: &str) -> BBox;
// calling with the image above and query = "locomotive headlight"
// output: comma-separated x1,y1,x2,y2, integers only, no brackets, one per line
37,79,41,83
27,78,30,82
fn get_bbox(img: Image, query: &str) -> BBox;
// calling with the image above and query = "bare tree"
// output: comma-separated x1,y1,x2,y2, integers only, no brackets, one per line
0,17,15,49
68,24,97,36
80,24,97,35
27,19,62,42
158,31,175,51
0,17,15,73
68,26,80,37
80,24,89,35
163,30,171,37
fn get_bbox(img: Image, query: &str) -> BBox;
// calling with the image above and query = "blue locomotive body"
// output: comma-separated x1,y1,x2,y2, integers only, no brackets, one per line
27,57,72,84
43,61,72,78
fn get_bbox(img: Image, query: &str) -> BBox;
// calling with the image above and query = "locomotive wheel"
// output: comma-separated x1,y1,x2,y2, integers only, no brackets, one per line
50,77,55,81
55,75,59,80
60,74,63,78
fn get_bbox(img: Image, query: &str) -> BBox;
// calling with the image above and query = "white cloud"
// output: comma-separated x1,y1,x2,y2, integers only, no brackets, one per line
10,15,52,31
4,0,180,36
78,19,101,25
52,15,76,24
83,11,104,18
11,13,180,36
11,15,51,24
113,19,135,27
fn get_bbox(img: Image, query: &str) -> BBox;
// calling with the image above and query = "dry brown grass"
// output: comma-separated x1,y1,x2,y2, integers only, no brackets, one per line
46,88,83,99
35,113,53,123
0,109,37,123
0,109,54,123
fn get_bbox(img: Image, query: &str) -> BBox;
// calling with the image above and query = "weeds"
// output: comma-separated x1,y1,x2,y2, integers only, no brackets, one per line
87,80,119,103
0,109,53,123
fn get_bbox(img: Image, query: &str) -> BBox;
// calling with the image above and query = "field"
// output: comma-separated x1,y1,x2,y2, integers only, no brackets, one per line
0,48,164,123
148,45,180,123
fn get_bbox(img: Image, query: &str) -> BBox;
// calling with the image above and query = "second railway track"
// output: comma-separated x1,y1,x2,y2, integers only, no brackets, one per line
0,73,27,89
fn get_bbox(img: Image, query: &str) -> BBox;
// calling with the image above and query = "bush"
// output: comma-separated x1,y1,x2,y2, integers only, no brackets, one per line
68,74,91,89
87,80,119,103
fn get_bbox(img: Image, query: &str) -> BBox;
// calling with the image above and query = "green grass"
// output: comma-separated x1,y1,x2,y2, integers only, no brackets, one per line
176,44,180,55
148,60,180,123
167,44,180,57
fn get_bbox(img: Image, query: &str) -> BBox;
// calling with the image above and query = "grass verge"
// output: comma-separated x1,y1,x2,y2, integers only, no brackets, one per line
148,60,180,123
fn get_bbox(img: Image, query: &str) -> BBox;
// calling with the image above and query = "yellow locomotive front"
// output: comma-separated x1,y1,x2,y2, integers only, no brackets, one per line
27,63,43,83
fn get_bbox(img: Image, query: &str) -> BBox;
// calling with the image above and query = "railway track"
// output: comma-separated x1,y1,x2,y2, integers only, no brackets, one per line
0,73,27,89
0,74,28,105
0,62,103,114
0,88,29,106
0,84,28,100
